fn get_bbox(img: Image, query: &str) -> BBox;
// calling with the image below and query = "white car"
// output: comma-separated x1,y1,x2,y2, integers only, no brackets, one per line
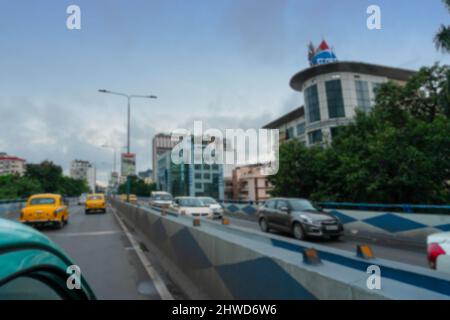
171,197,213,218
427,232,450,273
149,191,173,208
78,193,87,205
198,197,224,219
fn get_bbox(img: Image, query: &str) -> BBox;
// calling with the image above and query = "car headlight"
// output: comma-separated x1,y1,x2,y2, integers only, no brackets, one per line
300,214,319,225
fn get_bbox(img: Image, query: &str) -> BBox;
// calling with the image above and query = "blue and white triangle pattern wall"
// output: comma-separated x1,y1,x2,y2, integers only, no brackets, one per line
222,203,450,242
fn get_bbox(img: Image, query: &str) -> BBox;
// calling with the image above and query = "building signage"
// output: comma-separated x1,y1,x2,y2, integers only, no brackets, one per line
308,40,338,66
121,153,136,177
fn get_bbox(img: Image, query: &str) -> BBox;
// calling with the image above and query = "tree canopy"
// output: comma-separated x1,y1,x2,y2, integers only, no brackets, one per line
118,176,156,197
269,65,450,204
435,0,450,53
0,161,89,199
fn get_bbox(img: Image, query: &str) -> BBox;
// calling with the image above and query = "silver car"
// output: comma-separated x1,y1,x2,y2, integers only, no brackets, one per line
198,197,224,219
149,192,173,208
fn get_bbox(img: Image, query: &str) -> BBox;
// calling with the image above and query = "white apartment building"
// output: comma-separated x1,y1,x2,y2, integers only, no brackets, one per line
264,40,415,146
230,164,273,202
70,159,96,193
265,62,415,145
0,153,26,176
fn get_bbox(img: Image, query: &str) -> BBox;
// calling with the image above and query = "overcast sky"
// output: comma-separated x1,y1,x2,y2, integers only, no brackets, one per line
0,0,449,184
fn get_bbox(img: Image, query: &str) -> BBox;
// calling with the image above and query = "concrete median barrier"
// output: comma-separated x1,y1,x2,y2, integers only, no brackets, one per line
220,202,450,248
111,199,450,300
0,200,26,220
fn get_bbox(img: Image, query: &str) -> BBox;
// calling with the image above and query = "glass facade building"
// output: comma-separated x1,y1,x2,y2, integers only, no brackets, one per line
156,143,225,200
355,80,372,113
264,61,415,147
325,79,346,118
304,84,321,123
308,129,323,145
296,122,305,136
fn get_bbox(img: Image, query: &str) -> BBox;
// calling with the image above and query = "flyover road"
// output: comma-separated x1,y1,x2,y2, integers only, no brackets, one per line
137,201,429,268
216,216,429,268
39,204,185,300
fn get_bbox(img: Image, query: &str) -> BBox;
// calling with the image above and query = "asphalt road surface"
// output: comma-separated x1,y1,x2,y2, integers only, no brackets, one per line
220,216,429,268
34,201,428,299
39,204,183,300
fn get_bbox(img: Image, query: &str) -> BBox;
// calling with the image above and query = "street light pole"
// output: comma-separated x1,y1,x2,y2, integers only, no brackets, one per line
98,89,157,202
127,97,131,154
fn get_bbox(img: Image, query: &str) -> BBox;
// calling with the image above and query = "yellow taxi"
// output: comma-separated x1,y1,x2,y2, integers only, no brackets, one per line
85,194,106,214
129,194,138,204
20,194,69,229
119,194,138,203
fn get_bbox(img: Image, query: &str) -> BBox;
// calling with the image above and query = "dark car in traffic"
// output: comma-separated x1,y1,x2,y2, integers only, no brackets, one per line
257,198,344,241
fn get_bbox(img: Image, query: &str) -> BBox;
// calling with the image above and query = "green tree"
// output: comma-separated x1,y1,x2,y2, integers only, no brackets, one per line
401,64,450,121
435,0,450,53
268,140,329,200
59,176,89,196
0,175,42,199
118,176,156,197
372,65,450,123
25,160,63,193
269,67,450,204
0,160,90,200
328,109,450,204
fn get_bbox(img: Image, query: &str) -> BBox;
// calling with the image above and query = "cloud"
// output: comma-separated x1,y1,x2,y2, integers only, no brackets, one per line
219,0,291,63
177,112,274,132
0,93,281,184
0,95,158,184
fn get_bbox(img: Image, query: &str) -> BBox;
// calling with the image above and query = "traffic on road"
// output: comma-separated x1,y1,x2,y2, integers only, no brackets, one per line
1,1,450,308
0,191,448,301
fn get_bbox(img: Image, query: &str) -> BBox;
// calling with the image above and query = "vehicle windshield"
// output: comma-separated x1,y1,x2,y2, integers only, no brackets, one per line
288,199,317,211
178,198,205,207
154,195,172,201
29,198,56,205
200,197,217,205
88,196,103,200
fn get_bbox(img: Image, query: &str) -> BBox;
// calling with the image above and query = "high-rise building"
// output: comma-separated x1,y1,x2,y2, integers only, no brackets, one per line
109,171,119,193
87,166,96,193
152,133,178,181
0,153,26,176
156,138,225,200
70,160,96,193
138,169,154,184
264,40,416,146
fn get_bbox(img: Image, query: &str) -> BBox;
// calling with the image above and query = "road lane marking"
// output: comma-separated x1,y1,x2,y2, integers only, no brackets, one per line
109,204,174,300
51,230,121,237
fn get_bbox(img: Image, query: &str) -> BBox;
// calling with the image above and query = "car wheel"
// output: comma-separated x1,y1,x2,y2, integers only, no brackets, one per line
55,220,64,229
85,210,89,214
292,222,306,240
259,218,269,233
330,235,341,241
